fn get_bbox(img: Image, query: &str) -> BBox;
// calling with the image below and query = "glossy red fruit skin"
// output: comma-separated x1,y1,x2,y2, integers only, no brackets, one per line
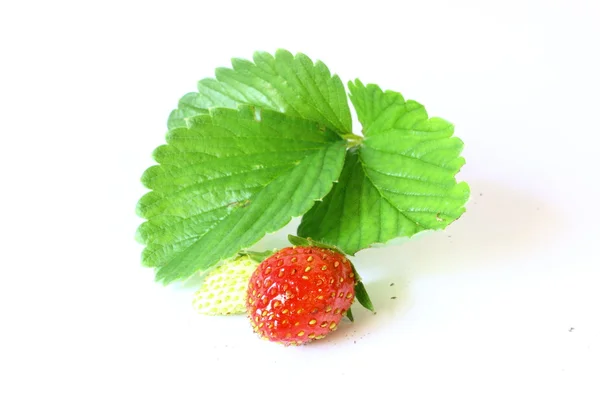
246,246,355,345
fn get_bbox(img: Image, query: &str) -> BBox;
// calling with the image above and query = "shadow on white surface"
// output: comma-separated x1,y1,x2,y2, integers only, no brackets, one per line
356,179,566,276
310,179,567,345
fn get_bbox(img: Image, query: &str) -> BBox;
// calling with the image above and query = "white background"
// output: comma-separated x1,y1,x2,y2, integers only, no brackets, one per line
2,0,599,398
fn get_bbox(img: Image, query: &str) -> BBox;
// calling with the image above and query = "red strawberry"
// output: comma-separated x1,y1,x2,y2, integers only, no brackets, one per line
246,246,356,345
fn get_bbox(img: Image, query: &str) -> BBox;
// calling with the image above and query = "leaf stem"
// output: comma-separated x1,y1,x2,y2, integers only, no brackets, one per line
340,133,363,148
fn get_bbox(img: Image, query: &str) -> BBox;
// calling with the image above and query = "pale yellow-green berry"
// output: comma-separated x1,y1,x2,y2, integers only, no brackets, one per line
192,255,259,315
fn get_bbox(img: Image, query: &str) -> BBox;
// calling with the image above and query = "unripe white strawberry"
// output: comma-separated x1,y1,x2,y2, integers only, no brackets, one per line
192,255,259,315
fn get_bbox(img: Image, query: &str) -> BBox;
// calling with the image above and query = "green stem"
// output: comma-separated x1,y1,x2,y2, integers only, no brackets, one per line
340,133,363,148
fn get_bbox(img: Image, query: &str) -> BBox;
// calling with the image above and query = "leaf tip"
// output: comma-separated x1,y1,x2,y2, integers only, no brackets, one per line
135,195,148,218
348,78,364,91
134,224,146,245
274,48,293,60
346,307,354,322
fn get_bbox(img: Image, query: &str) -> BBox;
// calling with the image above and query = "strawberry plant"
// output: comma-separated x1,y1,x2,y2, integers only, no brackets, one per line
136,49,469,343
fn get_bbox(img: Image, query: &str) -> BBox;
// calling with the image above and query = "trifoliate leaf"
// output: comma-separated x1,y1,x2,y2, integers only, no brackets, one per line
137,106,346,284
298,80,470,255
192,255,258,315
168,49,352,135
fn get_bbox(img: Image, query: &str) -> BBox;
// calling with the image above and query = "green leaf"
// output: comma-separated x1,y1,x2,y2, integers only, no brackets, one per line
168,49,352,134
167,97,208,130
298,80,470,255
137,106,346,284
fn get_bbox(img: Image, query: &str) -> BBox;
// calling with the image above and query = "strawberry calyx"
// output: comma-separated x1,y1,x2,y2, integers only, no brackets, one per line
287,234,342,252
238,249,275,263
